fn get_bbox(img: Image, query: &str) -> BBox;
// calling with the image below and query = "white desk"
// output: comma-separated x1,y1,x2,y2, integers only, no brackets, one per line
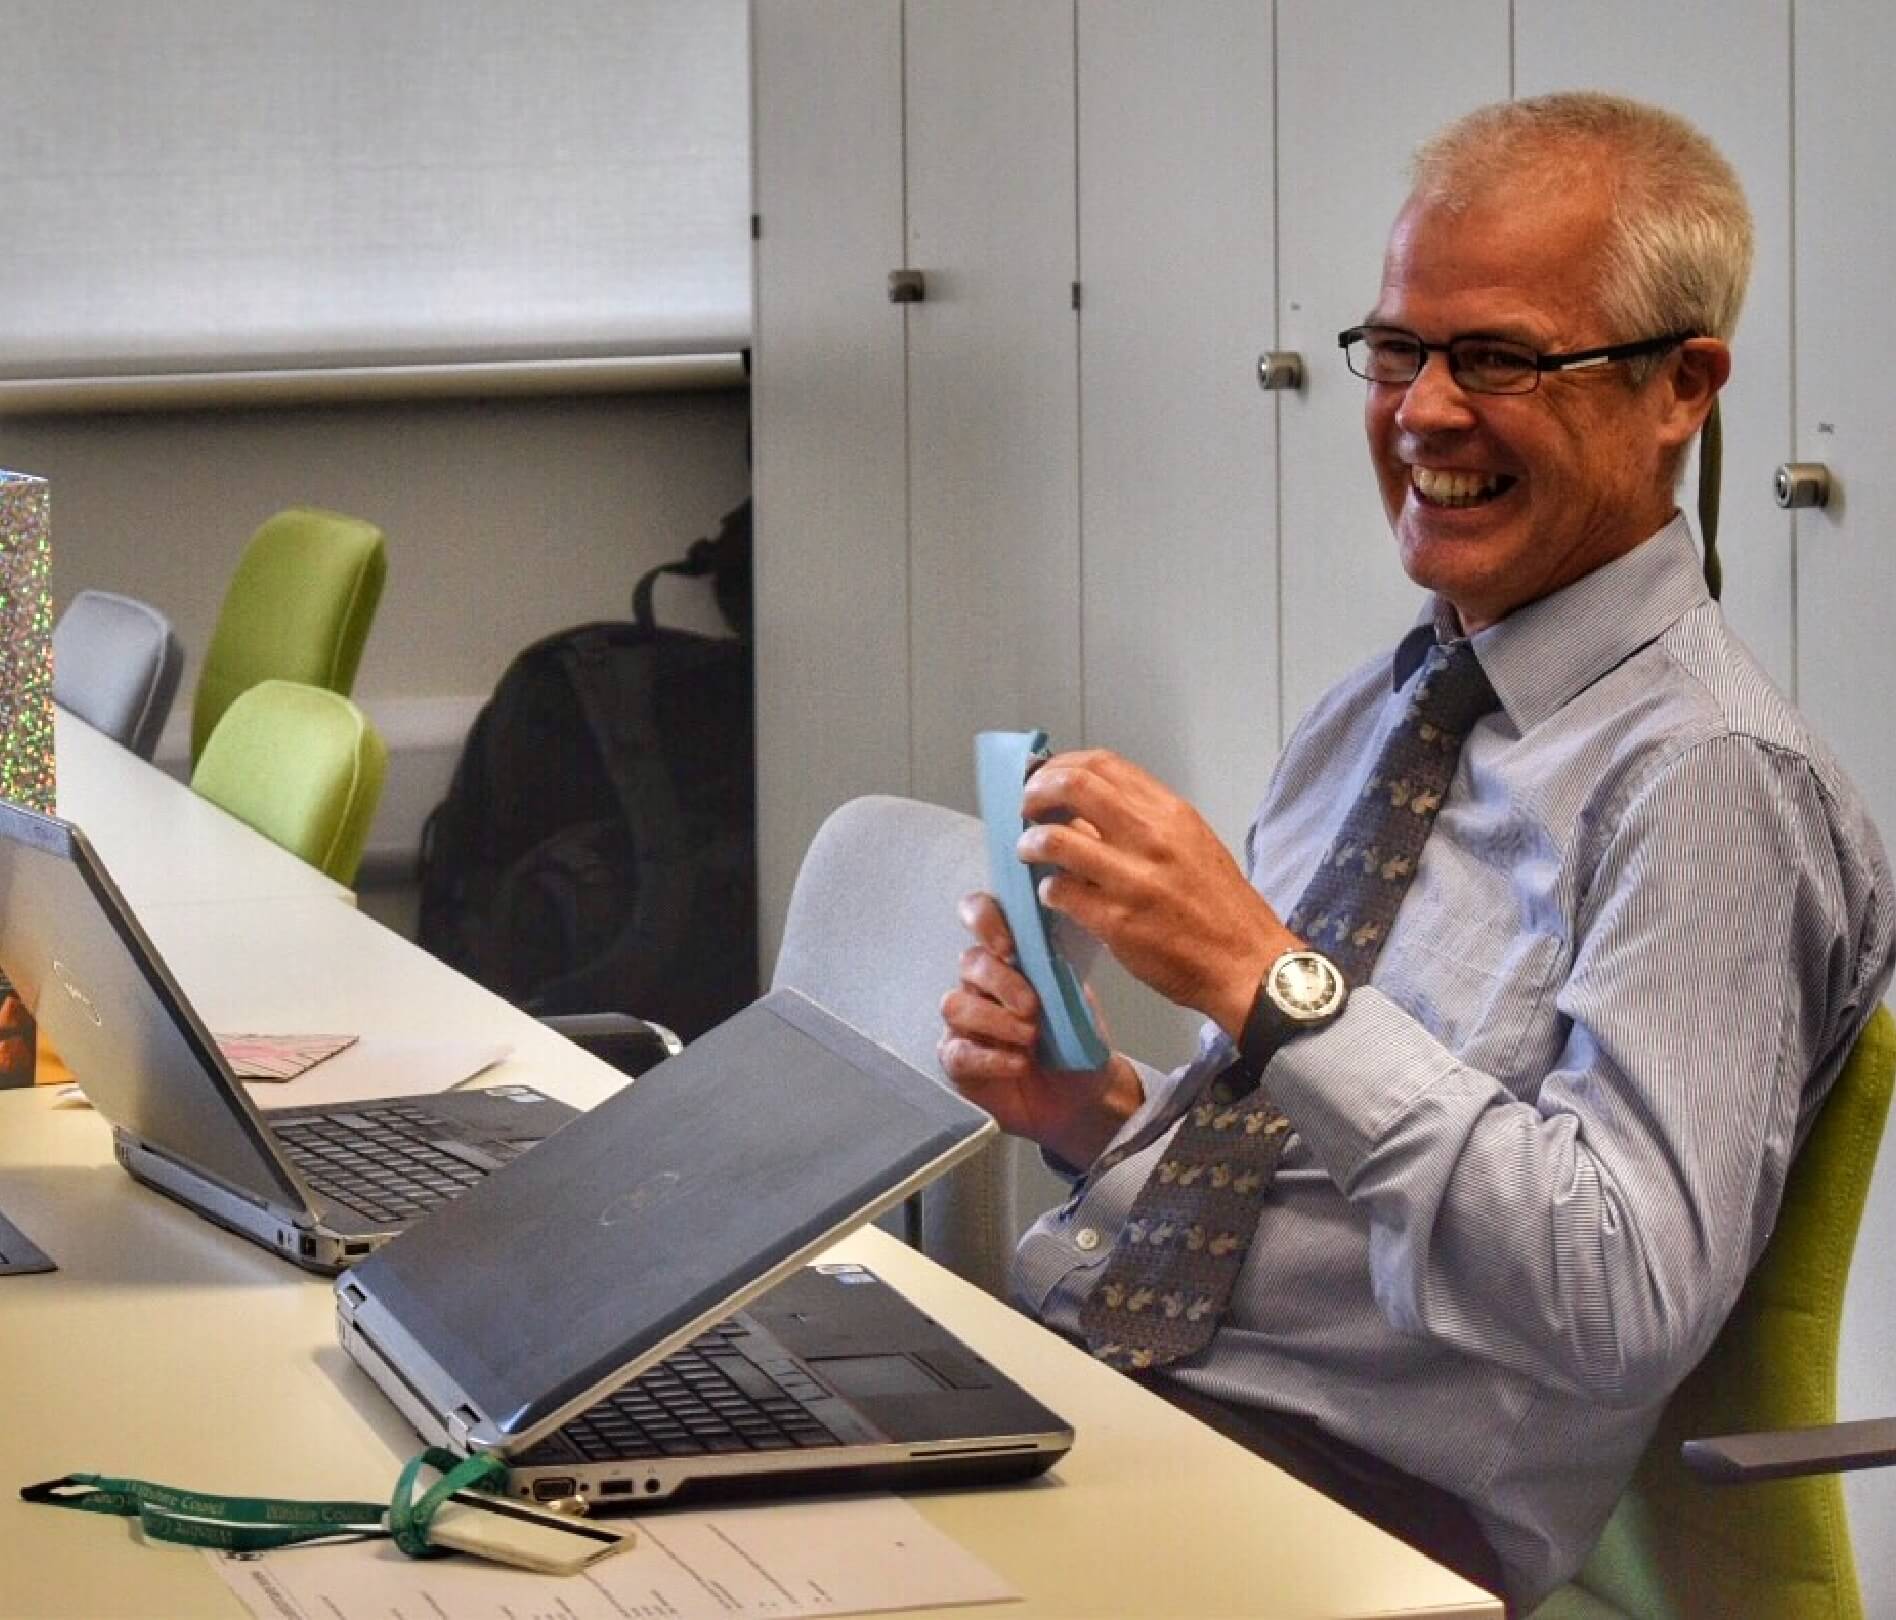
54,705,353,907
1,750,1501,1619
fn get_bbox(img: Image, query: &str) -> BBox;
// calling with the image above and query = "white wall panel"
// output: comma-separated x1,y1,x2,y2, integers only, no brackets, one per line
2,0,750,377
1515,0,1794,693
1075,0,1277,1067
903,0,1081,811
11,392,746,704
750,0,910,959
1274,1,1511,731
1794,4,1896,1609
1076,0,1277,853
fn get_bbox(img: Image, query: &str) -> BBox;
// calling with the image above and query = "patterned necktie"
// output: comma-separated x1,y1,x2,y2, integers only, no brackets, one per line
1081,637,1498,1369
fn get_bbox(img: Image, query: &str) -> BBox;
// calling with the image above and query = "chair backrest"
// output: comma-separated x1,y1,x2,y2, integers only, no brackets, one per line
51,589,184,761
1538,1003,1896,1620
770,794,1066,1296
191,506,387,765
190,679,388,887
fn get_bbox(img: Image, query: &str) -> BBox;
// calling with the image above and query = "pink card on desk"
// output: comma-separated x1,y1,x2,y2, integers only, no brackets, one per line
217,1033,359,1081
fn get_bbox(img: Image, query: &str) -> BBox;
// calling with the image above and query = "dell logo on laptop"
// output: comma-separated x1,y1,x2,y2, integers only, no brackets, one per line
598,1171,681,1225
51,960,103,1026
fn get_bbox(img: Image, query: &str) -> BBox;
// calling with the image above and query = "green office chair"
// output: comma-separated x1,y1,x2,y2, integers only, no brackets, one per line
190,506,388,766
1531,1003,1896,1620
191,680,388,887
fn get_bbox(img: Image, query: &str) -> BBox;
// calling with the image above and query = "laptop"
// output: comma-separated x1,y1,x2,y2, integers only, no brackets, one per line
0,800,579,1272
337,986,1074,1509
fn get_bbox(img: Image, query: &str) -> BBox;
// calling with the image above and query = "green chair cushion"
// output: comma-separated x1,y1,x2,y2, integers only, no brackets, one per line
1532,1005,1896,1620
190,679,388,887
191,506,387,764
1529,1583,1634,1620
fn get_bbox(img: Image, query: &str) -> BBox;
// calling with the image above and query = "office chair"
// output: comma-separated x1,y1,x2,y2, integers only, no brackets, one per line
190,506,387,766
190,680,388,888
1531,1003,1896,1620
537,1011,684,1078
771,794,1063,1297
51,589,184,761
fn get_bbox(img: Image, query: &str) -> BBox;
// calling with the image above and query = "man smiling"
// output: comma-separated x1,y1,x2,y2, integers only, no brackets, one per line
1360,147,1728,634
940,93,1895,1611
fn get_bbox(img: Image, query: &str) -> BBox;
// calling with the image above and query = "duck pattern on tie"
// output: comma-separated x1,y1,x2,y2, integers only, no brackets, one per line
1081,638,1499,1369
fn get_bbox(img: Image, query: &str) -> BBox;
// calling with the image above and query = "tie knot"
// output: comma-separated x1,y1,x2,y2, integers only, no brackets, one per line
1413,640,1498,738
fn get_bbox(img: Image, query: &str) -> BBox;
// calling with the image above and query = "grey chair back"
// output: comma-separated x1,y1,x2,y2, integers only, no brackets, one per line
771,794,1066,1296
52,589,185,761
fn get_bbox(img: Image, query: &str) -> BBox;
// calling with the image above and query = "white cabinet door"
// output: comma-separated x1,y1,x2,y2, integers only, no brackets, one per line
1076,0,1277,853
750,0,909,958
1515,0,1795,693
1274,1,1512,730
903,0,1081,810
1075,0,1277,1066
1795,4,1896,1610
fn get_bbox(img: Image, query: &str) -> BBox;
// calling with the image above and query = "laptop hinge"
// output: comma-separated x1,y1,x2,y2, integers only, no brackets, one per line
448,1408,479,1451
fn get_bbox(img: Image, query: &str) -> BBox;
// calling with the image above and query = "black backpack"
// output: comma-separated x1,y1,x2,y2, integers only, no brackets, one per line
416,504,757,1041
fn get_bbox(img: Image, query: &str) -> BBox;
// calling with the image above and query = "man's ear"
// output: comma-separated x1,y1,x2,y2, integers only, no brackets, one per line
1657,337,1732,453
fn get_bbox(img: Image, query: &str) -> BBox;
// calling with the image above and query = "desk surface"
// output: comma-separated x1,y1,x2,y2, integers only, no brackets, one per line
2,734,1501,1620
55,705,353,907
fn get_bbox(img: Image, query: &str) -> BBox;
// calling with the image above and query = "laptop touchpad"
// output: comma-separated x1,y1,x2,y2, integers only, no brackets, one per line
809,1354,947,1400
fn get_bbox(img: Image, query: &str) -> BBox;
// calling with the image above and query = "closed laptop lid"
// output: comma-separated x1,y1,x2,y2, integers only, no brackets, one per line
0,799,307,1213
341,987,996,1454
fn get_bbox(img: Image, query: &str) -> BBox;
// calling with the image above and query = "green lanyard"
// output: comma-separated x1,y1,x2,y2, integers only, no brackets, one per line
21,1448,506,1558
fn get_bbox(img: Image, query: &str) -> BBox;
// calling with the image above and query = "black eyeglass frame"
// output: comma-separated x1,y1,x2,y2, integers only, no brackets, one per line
1336,325,1697,394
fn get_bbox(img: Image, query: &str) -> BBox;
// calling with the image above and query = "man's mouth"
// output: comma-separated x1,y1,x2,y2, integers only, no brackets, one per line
1410,466,1517,508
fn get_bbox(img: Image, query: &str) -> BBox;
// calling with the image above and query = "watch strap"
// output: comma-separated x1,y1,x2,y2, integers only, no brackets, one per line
1236,974,1292,1079
1236,951,1345,1078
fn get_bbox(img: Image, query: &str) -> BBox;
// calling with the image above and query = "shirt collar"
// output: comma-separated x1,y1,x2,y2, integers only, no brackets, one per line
1389,511,1711,734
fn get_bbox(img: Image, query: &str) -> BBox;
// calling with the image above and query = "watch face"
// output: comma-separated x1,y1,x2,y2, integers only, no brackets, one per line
1269,950,1346,1022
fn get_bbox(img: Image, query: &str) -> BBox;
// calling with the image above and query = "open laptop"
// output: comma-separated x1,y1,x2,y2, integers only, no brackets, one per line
337,986,1074,1509
0,800,578,1272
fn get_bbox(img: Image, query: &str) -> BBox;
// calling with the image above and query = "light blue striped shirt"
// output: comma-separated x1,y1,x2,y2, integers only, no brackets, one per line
1013,514,1896,1608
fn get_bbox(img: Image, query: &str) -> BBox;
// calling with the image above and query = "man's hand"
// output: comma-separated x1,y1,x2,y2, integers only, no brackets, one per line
1020,749,1300,1036
938,891,1143,1167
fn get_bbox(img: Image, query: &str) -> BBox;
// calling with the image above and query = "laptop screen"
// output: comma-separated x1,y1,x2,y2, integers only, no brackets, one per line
0,801,304,1211
344,988,995,1447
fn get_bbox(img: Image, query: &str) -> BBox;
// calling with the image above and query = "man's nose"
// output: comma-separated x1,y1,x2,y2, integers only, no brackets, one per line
1394,348,1478,433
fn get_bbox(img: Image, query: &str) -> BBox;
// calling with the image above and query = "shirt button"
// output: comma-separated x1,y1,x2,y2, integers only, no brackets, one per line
1074,1227,1101,1252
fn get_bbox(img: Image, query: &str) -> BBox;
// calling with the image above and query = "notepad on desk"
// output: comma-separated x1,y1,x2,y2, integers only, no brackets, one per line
209,1493,1018,1620
241,1036,511,1111
54,1035,510,1112
220,1033,359,1080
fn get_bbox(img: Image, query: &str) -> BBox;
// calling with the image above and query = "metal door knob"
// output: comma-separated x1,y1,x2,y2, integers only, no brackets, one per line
1774,462,1831,509
888,269,927,304
1257,351,1304,392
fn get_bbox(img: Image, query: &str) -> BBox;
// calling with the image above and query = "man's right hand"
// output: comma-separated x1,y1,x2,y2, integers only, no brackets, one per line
937,891,1144,1169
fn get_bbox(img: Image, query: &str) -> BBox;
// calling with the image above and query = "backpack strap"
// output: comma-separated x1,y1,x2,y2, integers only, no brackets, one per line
632,501,752,635
556,628,683,856
551,628,698,1008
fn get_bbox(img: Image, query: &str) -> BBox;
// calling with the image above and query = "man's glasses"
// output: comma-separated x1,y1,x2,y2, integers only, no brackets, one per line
1336,325,1694,396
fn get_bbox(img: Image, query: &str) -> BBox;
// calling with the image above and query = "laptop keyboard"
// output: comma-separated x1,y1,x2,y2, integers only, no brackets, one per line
517,1321,842,1464
270,1103,513,1225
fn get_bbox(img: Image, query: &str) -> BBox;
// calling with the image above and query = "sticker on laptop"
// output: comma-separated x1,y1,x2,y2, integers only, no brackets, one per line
813,1263,876,1284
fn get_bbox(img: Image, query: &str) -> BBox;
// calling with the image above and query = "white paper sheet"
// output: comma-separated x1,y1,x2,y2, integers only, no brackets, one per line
242,1035,509,1110
209,1493,1019,1620
53,1037,511,1112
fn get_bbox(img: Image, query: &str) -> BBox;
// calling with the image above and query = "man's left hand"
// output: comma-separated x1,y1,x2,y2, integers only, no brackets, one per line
1019,749,1300,1035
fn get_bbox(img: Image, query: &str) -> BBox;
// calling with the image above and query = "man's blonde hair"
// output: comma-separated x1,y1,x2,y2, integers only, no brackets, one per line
1411,92,1753,358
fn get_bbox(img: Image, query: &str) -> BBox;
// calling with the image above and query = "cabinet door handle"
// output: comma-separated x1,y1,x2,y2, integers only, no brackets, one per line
888,269,927,304
1774,462,1832,509
1257,351,1304,391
